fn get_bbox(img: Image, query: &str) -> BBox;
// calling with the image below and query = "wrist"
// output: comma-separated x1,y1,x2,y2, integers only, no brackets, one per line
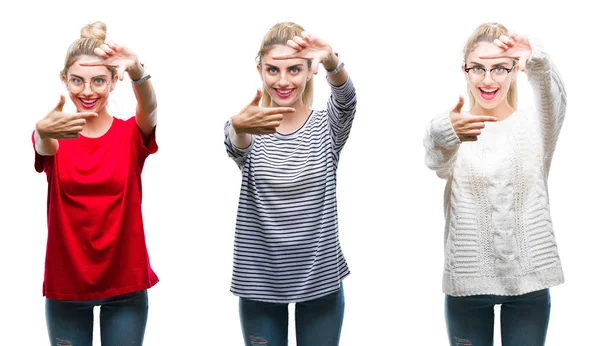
231,116,246,135
35,122,48,139
128,62,144,81
322,50,339,71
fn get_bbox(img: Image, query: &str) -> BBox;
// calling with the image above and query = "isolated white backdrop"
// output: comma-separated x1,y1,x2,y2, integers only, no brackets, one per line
0,0,597,344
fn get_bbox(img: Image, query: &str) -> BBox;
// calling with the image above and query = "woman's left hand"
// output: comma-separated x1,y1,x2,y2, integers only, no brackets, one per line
481,31,532,72
272,32,337,75
79,41,143,81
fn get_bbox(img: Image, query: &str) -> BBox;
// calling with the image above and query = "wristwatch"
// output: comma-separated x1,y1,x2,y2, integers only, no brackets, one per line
132,63,151,85
326,53,345,75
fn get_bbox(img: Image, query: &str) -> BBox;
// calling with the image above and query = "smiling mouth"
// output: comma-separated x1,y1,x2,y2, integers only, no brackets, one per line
274,88,294,98
79,98,99,109
479,88,499,101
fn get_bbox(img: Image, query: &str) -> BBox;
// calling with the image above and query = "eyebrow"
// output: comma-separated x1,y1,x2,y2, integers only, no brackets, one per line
264,63,304,69
468,61,511,68
69,74,109,79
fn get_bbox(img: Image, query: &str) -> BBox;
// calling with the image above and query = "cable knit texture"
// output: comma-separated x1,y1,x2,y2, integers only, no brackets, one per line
424,41,567,297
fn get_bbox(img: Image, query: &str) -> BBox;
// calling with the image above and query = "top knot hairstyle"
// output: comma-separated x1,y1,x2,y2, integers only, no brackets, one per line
61,21,115,77
256,22,314,108
463,22,518,108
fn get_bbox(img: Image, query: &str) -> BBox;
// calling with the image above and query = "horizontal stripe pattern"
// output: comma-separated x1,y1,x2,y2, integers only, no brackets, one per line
225,79,357,303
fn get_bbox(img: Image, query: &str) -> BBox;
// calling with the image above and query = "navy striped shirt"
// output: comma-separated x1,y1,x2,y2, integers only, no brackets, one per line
224,78,357,303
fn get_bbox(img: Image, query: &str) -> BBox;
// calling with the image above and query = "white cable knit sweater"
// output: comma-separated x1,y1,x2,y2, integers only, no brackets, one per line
424,42,567,297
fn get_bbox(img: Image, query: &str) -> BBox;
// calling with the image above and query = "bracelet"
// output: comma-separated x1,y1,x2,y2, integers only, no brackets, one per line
326,54,344,75
326,61,345,75
132,64,151,85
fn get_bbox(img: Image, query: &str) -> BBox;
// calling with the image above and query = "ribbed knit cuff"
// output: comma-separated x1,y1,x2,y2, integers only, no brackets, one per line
429,113,461,148
526,38,549,74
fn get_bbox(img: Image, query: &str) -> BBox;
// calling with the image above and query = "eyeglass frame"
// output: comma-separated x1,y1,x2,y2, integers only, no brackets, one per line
65,74,113,93
463,61,517,82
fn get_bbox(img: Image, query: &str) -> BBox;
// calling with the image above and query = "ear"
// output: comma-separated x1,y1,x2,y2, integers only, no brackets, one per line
256,64,263,79
307,72,312,82
60,73,67,86
462,64,469,81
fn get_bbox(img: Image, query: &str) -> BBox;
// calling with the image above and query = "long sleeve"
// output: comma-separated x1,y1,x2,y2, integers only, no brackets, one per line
326,77,357,158
423,113,462,179
525,41,567,169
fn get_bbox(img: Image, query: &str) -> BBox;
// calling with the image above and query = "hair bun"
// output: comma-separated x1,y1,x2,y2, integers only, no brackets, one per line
80,21,107,41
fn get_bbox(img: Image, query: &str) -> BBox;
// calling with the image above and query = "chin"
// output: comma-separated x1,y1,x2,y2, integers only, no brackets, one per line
271,95,300,107
477,100,501,110
472,90,508,111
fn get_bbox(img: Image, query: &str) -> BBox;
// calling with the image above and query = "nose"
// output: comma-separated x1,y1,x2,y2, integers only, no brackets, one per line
482,70,494,84
81,82,94,96
278,72,290,87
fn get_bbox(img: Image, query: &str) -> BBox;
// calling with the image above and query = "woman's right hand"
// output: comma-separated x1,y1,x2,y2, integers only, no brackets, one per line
449,96,497,142
231,90,295,135
36,95,98,139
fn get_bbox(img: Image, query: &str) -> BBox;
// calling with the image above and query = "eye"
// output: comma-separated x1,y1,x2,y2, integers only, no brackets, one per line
267,67,278,74
493,67,507,73
472,66,485,73
290,66,300,74
70,77,83,85
93,77,106,85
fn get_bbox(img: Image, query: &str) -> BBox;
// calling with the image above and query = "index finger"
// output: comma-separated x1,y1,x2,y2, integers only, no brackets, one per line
479,54,518,60
78,60,117,67
264,107,296,115
272,53,306,60
67,112,98,120
468,115,497,123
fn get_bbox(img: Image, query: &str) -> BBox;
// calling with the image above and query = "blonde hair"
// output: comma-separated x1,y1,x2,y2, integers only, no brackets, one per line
256,22,314,108
463,23,517,108
61,21,115,77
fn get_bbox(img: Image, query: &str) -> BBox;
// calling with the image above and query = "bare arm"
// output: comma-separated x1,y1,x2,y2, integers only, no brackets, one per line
129,63,158,137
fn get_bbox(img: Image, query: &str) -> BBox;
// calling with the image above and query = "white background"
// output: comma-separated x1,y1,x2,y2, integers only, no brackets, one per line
0,0,597,344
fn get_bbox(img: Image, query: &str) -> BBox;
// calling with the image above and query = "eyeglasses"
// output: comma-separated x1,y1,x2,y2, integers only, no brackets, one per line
67,76,111,93
464,63,515,82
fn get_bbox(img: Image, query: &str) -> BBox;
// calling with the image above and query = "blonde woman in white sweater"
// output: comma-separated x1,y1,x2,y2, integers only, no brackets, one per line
424,23,566,346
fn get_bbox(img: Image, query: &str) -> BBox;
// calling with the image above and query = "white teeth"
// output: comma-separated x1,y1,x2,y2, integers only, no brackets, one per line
81,99,97,104
277,89,292,94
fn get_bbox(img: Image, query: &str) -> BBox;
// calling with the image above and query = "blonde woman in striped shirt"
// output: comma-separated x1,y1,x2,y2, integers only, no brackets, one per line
224,22,356,346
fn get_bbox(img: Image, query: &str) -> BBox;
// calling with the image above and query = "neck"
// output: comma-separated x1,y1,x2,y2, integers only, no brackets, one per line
271,98,311,134
471,101,515,121
82,107,113,138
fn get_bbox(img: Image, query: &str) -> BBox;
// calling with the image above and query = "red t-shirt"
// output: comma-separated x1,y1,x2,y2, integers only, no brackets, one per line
32,117,159,300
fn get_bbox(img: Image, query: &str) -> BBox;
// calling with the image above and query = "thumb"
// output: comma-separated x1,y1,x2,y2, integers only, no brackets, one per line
118,65,126,81
54,95,66,112
519,57,527,72
452,96,464,113
250,88,262,106
312,58,321,75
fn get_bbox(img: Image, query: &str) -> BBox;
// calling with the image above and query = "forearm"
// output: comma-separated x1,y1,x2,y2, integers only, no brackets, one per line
130,64,158,134
323,52,348,87
525,41,567,155
34,129,59,156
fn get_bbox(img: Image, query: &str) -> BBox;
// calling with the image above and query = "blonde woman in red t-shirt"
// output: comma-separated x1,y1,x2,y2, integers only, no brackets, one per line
32,21,158,346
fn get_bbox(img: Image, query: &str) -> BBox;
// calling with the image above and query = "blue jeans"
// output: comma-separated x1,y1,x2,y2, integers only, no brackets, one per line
239,285,345,346
45,290,148,346
445,289,551,346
